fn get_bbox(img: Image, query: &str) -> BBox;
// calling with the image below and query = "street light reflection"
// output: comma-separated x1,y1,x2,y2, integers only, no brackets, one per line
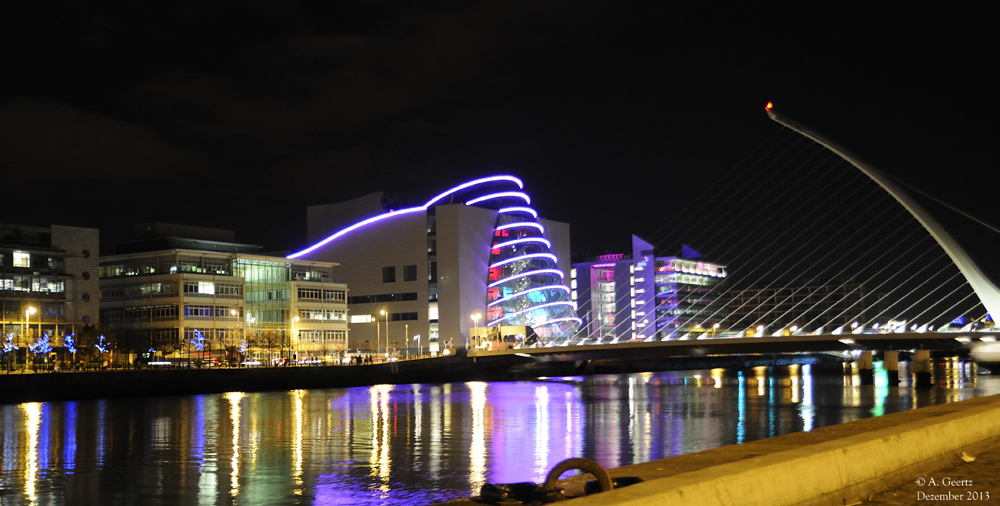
467,382,487,493
225,391,244,498
21,402,41,504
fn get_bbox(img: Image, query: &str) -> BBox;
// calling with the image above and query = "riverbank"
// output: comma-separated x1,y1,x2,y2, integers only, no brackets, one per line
437,393,1000,505
0,353,523,405
1,352,846,405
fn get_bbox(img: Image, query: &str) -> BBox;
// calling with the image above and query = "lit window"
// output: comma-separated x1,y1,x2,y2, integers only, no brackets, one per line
14,251,30,268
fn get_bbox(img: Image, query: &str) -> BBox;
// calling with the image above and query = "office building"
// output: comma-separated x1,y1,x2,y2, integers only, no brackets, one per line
1,223,99,353
99,223,348,362
572,236,727,341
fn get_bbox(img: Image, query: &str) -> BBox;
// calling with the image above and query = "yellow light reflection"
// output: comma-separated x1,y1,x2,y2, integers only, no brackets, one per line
754,366,766,397
467,382,487,493
292,390,305,495
369,384,394,492
225,391,244,498
711,368,724,389
21,402,41,504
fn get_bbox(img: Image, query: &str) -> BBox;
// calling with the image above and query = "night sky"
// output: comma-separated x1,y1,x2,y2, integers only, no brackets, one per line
2,3,995,264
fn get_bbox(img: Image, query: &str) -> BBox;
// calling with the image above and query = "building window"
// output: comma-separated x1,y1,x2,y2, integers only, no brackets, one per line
347,292,418,304
323,289,346,302
403,265,417,282
298,288,321,300
13,251,30,268
388,312,418,322
383,266,396,283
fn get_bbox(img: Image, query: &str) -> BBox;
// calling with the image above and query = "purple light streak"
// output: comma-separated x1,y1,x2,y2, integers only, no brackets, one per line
466,191,531,206
488,268,565,288
289,175,525,259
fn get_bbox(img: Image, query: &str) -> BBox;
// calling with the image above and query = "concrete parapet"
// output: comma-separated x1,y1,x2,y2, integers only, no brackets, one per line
559,394,1000,506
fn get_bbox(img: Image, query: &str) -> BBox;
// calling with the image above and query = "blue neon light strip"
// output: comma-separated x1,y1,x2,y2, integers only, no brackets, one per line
496,222,545,234
424,175,523,208
492,237,551,249
289,175,524,259
288,207,424,259
498,206,538,218
488,285,570,307
487,301,577,325
488,268,564,287
490,253,557,268
466,191,531,206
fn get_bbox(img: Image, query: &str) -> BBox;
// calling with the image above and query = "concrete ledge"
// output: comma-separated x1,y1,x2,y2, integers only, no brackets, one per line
561,394,1000,506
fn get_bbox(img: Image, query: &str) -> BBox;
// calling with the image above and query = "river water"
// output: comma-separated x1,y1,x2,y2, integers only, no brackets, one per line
1,361,997,505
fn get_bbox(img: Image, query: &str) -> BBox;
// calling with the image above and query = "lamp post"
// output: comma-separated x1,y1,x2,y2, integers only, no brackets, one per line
375,313,380,359
24,306,36,372
229,309,238,367
248,317,255,363
471,313,481,349
405,323,409,359
380,309,389,358
292,315,300,365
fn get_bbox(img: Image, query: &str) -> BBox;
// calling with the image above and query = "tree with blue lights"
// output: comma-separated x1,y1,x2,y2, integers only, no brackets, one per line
29,332,53,354
189,329,206,368
64,332,77,354
190,329,206,351
2,332,18,373
28,332,53,371
95,334,111,367
238,339,248,366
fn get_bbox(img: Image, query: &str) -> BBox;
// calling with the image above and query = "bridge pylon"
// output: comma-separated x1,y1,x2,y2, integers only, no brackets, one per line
766,104,1000,322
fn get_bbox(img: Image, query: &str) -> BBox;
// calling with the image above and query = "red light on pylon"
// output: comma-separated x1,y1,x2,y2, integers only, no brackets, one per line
765,102,773,111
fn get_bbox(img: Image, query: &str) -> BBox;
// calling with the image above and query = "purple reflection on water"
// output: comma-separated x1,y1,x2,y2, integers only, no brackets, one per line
0,366,998,505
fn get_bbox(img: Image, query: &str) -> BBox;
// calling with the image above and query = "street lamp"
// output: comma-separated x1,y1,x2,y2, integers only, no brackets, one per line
24,306,36,371
230,309,238,366
292,315,300,364
471,313,481,348
380,309,388,358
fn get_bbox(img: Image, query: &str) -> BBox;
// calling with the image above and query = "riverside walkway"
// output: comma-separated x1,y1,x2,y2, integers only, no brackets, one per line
439,394,1000,506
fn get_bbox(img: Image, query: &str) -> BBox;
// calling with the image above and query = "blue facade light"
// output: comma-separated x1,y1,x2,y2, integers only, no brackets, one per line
488,285,571,307
492,237,552,250
490,253,558,268
488,301,577,326
497,222,545,234
498,206,538,218
488,269,565,288
465,191,531,206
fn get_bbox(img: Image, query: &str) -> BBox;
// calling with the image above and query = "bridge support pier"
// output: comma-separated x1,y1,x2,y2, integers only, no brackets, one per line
883,350,900,386
914,349,933,388
856,351,874,385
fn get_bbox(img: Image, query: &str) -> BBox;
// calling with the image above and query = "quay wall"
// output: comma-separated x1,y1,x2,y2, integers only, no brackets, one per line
559,394,1000,506
0,355,518,405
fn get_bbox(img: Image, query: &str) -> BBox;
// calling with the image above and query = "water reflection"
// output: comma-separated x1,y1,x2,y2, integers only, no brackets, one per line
1,363,998,505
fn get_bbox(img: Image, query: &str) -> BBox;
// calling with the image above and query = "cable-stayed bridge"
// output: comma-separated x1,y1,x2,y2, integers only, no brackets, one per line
470,104,1000,368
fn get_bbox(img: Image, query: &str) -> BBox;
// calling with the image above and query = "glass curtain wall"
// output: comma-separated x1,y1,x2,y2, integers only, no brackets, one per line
233,258,292,361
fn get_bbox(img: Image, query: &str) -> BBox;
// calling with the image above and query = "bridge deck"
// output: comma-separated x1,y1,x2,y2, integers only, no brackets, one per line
469,332,996,362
